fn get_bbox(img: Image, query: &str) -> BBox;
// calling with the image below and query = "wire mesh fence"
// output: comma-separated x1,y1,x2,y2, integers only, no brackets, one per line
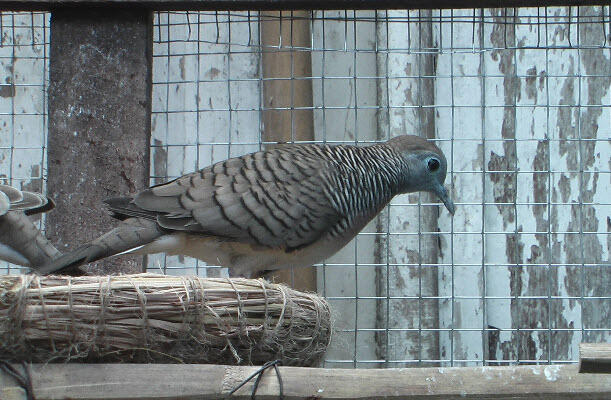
0,11,49,275
0,6,608,368
149,7,610,367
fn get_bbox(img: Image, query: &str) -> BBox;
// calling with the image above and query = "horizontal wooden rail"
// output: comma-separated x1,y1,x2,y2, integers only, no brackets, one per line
1,363,610,399
0,1,606,11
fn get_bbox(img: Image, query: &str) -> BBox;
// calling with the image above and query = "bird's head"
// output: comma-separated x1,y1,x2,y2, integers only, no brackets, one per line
386,135,455,215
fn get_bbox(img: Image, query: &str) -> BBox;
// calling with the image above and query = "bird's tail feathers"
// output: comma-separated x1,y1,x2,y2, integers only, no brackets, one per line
37,244,102,274
104,197,158,221
38,218,163,275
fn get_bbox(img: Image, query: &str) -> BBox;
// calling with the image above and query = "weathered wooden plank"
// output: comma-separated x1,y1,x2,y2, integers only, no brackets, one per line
259,10,316,291
434,6,611,367
375,9,441,367
435,8,487,367
310,10,380,366
580,343,611,373
1,363,610,399
46,8,152,274
0,1,605,12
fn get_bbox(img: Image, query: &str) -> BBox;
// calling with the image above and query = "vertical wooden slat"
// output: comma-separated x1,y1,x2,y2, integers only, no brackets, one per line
309,11,381,366
436,8,486,366
46,8,152,274
375,10,441,367
259,10,316,292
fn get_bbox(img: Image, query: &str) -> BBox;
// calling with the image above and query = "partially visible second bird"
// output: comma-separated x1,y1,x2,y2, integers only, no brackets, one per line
40,135,455,277
0,184,52,216
0,184,60,267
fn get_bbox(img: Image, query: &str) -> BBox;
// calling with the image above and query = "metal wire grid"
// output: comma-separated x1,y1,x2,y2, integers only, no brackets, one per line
150,7,610,368
0,11,50,275
152,8,611,53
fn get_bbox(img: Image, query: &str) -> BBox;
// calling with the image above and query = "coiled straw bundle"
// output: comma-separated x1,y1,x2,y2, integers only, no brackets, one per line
0,274,331,366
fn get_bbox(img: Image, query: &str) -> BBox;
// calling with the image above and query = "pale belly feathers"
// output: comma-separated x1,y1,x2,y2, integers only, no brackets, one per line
134,232,349,278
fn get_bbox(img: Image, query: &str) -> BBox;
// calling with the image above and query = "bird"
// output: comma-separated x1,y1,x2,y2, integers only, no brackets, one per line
0,184,61,267
39,135,455,277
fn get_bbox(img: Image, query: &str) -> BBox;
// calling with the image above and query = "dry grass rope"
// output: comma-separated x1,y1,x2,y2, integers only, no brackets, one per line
0,274,332,366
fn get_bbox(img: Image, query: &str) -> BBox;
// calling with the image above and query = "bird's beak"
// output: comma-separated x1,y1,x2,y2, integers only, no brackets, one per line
433,184,455,215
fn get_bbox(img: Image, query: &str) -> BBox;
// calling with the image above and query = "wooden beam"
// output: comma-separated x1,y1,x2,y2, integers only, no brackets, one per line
580,343,611,374
0,1,606,12
46,8,152,274
1,363,610,399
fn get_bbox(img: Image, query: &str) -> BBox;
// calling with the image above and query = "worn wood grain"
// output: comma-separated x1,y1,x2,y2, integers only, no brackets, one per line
580,343,611,373
1,363,610,399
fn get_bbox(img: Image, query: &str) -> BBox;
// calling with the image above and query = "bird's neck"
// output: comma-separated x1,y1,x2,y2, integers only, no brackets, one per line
329,144,404,221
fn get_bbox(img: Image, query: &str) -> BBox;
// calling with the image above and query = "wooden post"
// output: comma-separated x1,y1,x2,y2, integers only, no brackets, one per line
260,11,316,292
46,8,152,274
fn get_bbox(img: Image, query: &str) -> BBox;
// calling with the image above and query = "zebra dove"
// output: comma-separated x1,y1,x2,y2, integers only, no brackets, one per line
0,185,61,267
39,135,454,277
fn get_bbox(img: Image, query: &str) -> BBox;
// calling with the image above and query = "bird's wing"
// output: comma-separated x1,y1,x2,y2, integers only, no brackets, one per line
129,147,342,250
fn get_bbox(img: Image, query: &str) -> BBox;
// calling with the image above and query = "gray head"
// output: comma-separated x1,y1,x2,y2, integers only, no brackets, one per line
385,135,455,215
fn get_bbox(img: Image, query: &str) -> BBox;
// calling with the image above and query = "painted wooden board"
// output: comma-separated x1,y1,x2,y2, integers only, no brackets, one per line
148,11,262,277
311,10,381,367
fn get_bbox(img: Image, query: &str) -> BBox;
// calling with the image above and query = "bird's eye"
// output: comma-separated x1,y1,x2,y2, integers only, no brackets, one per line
427,158,440,172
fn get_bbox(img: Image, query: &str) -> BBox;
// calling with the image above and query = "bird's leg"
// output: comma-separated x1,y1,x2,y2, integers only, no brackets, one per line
227,359,283,399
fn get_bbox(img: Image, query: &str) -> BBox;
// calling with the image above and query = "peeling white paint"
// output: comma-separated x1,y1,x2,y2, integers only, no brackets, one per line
312,10,380,366
544,365,561,382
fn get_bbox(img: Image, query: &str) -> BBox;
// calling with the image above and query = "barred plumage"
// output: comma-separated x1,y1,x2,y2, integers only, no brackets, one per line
0,185,60,267
40,135,455,277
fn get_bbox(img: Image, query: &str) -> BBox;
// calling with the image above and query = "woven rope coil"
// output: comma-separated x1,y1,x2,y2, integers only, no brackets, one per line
0,274,332,366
